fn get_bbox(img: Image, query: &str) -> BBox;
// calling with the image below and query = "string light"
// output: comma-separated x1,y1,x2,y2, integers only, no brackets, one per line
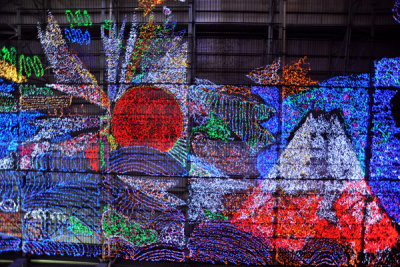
247,58,280,86
103,208,157,247
125,17,161,83
0,112,41,160
254,74,370,177
18,55,44,78
19,95,71,111
64,27,91,45
0,6,189,259
108,146,187,176
192,111,233,142
74,48,96,68
38,12,107,108
0,79,16,95
101,18,126,100
0,79,17,111
188,178,254,222
116,14,138,101
190,85,275,153
0,46,17,65
369,86,400,224
163,6,172,16
0,3,398,264
20,84,53,96
276,239,349,266
191,132,259,177
111,86,183,151
248,57,318,97
0,98,17,112
0,60,27,83
118,175,185,207
102,174,186,256
65,10,92,28
102,19,114,30
103,241,185,261
393,0,400,23
0,47,43,79
374,56,400,87
137,0,185,16
188,222,273,265
141,40,188,84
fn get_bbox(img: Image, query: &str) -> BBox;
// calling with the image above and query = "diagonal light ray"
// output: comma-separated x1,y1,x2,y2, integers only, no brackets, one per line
38,12,108,108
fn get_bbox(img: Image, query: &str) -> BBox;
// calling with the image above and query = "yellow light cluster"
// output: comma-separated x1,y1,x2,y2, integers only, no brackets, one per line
0,59,27,83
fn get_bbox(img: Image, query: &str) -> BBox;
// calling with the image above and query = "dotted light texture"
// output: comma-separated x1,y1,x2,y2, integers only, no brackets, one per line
38,12,107,108
0,5,400,265
369,57,400,223
254,74,370,177
247,57,318,97
138,0,186,16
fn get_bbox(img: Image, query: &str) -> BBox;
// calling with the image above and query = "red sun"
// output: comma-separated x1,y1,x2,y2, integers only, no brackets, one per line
112,86,183,152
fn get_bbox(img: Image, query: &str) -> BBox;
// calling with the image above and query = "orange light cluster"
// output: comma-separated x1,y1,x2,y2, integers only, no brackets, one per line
247,57,318,98
247,58,280,86
281,56,319,97
216,85,254,99
138,0,166,16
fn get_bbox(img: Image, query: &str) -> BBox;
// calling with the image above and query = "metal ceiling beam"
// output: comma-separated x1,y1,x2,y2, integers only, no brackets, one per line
279,0,287,67
189,0,196,84
344,0,360,74
266,0,276,64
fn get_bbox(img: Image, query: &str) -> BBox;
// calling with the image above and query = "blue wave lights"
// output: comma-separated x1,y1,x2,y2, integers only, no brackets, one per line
0,2,400,266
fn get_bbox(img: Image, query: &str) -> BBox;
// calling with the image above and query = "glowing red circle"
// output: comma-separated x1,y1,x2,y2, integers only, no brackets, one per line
112,86,183,152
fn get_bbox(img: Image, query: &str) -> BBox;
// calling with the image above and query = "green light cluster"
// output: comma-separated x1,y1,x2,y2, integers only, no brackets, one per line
0,46,17,65
194,112,232,142
103,209,157,246
0,98,17,111
18,55,44,78
99,137,105,168
126,17,175,82
204,210,229,220
65,10,92,28
0,46,43,78
102,19,114,30
67,216,93,235
371,121,391,147
20,84,54,96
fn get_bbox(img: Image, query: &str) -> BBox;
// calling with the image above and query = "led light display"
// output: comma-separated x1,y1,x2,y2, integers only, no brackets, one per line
64,27,91,45
65,10,92,28
0,2,399,266
0,46,17,65
18,55,44,78
248,57,318,97
394,0,400,23
138,0,186,16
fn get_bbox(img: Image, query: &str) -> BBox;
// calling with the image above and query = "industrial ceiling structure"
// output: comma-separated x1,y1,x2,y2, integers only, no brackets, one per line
1,0,399,84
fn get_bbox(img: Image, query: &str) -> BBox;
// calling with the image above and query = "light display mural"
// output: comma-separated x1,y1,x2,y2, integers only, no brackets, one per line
0,1,400,266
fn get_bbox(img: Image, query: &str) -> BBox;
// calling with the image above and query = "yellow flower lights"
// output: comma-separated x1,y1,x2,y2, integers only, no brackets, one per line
0,60,27,83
